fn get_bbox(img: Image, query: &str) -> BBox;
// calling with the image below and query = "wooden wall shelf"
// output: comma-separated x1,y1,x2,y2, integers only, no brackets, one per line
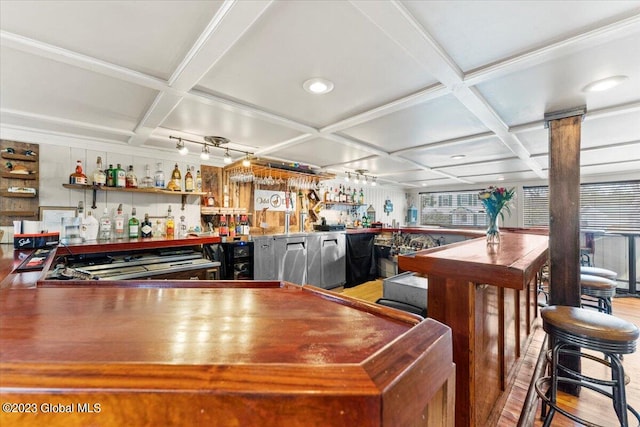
1,152,37,162
62,184,206,210
0,190,37,198
1,172,37,180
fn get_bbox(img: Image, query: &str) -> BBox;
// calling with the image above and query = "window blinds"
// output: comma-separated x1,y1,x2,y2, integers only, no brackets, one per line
523,181,640,231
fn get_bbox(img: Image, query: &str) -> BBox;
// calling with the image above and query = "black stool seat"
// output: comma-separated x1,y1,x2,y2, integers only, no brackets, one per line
580,266,617,280
536,305,640,427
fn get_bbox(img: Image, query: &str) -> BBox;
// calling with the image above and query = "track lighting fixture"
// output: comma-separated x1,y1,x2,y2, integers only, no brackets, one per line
223,149,233,164
200,144,210,160
345,169,377,187
176,138,188,155
169,135,253,166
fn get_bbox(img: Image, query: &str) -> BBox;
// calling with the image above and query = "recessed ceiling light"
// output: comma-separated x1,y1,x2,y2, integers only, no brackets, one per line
496,176,505,181
583,75,629,92
303,78,334,95
421,183,427,187
450,154,466,160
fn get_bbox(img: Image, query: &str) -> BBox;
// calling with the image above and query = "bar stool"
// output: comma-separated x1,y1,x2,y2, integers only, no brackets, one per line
580,266,618,281
535,306,640,427
581,274,617,315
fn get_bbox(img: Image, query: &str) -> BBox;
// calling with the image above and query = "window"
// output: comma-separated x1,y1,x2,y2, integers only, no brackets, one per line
523,181,640,231
420,190,485,226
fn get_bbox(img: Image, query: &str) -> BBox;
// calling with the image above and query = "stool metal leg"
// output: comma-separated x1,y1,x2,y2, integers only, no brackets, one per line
610,354,628,426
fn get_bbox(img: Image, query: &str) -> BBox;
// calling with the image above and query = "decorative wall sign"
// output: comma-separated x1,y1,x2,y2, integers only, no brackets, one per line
254,189,296,212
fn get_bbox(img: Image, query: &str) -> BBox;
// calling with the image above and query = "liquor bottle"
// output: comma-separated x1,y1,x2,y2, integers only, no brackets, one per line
114,204,126,239
166,205,175,238
140,164,154,188
167,163,181,191
206,192,214,207
99,208,112,240
228,216,236,238
324,187,331,203
92,156,106,187
125,165,138,188
69,160,87,185
184,166,194,192
115,163,126,188
141,213,153,238
82,210,100,241
196,170,202,192
106,164,115,187
235,215,242,236
178,215,187,238
219,215,228,237
154,162,165,188
240,215,250,235
359,188,364,205
334,186,339,202
128,207,140,239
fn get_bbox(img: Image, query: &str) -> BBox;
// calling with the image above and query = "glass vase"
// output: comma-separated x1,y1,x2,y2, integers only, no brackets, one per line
486,213,500,245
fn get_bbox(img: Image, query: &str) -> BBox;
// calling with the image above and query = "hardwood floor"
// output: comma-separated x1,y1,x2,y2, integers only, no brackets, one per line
338,280,640,427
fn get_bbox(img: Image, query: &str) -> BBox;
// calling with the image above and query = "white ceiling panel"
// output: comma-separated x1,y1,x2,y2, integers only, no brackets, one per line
402,0,640,72
341,156,416,176
271,138,375,168
400,136,513,168
0,1,222,80
0,47,157,131
382,169,447,183
160,98,304,150
437,158,531,177
196,0,437,128
341,94,489,153
475,34,640,127
581,159,640,176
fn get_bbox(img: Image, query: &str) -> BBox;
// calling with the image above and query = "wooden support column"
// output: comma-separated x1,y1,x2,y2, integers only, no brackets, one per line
545,106,586,395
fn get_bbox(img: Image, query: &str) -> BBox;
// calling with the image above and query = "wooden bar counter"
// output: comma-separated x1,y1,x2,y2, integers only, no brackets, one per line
0,280,455,427
398,232,548,427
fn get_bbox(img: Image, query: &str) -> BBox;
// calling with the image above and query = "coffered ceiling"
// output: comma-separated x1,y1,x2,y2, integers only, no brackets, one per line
1,0,639,188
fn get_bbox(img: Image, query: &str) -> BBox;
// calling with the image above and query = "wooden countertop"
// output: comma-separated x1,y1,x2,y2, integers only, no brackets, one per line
0,281,455,426
399,232,549,290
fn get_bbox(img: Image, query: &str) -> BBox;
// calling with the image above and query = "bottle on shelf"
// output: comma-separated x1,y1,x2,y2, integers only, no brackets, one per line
115,163,126,188
69,160,87,185
184,165,194,192
128,207,140,239
82,210,100,241
113,204,126,239
92,156,106,187
219,215,228,237
229,216,236,238
140,164,154,188
240,215,250,235
125,165,138,188
206,192,214,207
154,162,165,189
166,205,175,237
178,215,187,238
196,169,202,192
235,215,242,236
359,188,364,205
106,164,115,187
167,163,181,191
141,213,153,238
99,208,112,240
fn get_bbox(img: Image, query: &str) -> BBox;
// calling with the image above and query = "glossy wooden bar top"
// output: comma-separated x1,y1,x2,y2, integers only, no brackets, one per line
400,232,549,290
0,281,455,427
63,234,221,255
